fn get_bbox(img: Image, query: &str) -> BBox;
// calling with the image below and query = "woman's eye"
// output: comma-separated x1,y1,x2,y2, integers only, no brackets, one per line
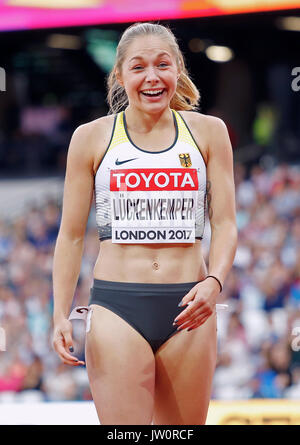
132,66,143,70
158,62,168,68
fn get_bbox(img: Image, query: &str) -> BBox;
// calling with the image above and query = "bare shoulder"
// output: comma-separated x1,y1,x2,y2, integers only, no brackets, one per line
85,113,116,135
69,114,116,173
178,110,206,126
178,111,213,163
179,110,227,133
179,111,230,157
72,114,116,148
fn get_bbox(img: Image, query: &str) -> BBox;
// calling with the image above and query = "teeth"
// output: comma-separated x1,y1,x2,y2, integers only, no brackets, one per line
142,89,164,95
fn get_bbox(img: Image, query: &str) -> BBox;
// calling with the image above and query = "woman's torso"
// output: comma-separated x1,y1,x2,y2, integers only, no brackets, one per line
89,109,210,283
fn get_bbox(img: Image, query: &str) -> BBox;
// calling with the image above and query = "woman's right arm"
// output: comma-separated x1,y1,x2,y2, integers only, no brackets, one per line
52,123,95,366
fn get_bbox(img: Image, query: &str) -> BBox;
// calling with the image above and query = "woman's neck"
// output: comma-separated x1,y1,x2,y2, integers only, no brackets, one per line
124,106,173,134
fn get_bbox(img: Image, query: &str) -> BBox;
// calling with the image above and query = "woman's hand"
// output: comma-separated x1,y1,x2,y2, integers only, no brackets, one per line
173,278,220,331
52,318,85,366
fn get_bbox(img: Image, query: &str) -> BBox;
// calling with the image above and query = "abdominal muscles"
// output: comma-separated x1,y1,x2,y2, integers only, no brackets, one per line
93,240,207,283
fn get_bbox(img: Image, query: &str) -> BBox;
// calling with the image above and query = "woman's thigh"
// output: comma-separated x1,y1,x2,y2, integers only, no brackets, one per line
85,304,156,425
153,312,217,425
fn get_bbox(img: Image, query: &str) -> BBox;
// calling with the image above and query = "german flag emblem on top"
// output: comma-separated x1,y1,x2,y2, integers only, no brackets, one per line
179,153,192,167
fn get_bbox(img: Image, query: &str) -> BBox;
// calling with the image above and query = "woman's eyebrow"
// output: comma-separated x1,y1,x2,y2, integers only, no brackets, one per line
129,56,143,63
129,51,172,63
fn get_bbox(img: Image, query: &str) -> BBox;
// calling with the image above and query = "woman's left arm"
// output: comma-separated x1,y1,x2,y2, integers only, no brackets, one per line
204,116,238,287
174,116,238,330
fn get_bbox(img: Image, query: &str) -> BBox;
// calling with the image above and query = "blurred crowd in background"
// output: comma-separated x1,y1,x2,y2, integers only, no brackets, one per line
0,14,300,405
0,160,299,402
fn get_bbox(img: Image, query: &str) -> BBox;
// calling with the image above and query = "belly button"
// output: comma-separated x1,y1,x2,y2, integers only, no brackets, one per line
152,261,160,270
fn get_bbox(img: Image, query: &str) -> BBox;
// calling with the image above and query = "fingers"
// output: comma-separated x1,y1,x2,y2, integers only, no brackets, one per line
187,313,211,331
180,312,211,332
174,299,214,331
53,321,85,366
53,335,85,366
62,324,74,353
174,298,205,324
178,284,199,308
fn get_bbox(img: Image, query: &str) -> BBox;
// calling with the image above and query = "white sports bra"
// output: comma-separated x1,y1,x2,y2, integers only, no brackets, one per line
94,109,207,244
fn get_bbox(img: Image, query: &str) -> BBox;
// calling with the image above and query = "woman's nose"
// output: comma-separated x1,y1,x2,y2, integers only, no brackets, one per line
145,67,159,83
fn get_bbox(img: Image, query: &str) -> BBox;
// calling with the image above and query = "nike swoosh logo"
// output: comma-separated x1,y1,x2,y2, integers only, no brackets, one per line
115,157,138,165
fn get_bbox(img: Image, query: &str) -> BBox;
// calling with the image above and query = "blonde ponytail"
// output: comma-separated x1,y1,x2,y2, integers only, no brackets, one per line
107,69,128,114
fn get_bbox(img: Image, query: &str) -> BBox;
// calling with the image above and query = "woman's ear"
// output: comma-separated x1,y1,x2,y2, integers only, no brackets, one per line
116,69,124,87
177,58,183,80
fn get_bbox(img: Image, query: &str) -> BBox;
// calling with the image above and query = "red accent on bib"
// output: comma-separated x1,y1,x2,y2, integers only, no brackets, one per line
110,168,198,192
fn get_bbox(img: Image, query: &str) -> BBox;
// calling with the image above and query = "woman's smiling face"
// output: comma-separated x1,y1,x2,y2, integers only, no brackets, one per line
117,35,180,114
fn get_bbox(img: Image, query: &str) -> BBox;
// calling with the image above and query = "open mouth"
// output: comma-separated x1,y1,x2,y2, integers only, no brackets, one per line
140,88,165,97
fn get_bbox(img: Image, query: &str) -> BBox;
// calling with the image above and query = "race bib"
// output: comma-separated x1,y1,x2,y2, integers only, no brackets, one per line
110,168,202,244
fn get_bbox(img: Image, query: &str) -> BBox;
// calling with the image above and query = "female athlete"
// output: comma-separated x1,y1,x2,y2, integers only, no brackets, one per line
52,22,238,425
